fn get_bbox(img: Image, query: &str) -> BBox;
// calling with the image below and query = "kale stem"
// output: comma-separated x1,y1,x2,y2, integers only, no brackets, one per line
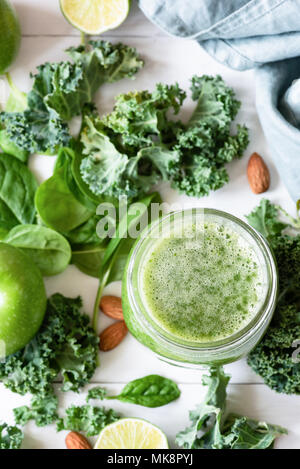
276,204,300,230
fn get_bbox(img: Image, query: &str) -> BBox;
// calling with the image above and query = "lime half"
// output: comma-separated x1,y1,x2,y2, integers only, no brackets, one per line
0,0,21,75
94,418,169,449
60,0,130,35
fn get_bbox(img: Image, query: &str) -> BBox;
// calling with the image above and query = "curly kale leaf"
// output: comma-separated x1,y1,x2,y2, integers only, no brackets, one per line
172,75,249,198
176,367,287,449
79,75,247,200
247,200,300,394
1,41,143,154
80,115,179,198
13,392,58,428
57,405,120,437
0,294,98,397
0,423,23,449
103,84,186,147
248,304,300,394
86,387,108,402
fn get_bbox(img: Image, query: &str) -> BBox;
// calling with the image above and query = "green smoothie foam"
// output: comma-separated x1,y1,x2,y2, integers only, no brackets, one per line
141,221,267,344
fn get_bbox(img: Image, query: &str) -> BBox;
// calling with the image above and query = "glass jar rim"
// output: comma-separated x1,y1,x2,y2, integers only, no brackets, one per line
126,208,278,354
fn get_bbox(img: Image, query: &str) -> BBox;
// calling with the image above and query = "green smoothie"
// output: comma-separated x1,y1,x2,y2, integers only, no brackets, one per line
140,221,266,344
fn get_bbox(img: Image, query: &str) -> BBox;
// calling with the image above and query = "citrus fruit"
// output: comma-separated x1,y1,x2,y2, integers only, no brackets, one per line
94,418,169,449
60,0,130,35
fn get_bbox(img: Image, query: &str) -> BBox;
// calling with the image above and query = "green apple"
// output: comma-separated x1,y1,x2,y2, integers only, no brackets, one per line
0,243,46,357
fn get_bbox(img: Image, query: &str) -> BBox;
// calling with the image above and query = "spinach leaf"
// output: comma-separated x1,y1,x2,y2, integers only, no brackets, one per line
0,199,19,239
67,215,104,246
72,243,107,278
110,375,180,408
4,225,72,276
0,129,29,162
0,153,38,224
35,167,93,233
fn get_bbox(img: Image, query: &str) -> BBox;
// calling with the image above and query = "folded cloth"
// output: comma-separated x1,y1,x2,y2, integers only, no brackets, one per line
138,0,300,71
280,79,300,129
138,0,300,201
256,58,300,203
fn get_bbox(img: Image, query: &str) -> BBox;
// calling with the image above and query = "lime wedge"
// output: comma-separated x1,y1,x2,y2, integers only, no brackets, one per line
94,418,169,449
60,0,130,35
0,0,21,75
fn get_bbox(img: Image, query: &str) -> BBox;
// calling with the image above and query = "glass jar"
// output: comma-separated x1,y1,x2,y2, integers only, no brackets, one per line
122,208,278,367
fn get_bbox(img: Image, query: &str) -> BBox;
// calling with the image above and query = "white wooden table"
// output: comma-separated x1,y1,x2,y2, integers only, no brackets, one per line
0,0,299,450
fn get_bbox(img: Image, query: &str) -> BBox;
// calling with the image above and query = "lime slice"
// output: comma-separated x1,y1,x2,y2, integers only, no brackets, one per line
0,0,21,75
94,418,169,449
60,0,130,35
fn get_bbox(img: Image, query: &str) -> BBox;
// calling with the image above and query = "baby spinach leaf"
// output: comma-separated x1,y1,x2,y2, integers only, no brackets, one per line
0,199,19,239
0,130,29,162
4,225,72,276
0,153,38,224
35,167,93,233
72,243,107,278
109,375,180,408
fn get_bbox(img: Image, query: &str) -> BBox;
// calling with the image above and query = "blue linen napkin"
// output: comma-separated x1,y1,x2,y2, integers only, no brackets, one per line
138,0,300,201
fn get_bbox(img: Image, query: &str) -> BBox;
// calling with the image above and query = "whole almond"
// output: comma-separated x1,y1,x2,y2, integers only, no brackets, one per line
247,152,270,194
100,296,124,321
65,432,92,450
100,321,128,351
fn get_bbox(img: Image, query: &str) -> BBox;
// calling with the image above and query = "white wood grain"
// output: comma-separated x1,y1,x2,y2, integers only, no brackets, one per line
0,0,298,450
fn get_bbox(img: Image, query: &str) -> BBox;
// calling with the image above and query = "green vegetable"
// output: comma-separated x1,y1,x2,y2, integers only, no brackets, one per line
0,294,98,397
0,422,23,449
35,167,93,233
171,76,249,197
71,243,106,278
86,386,107,402
0,41,143,154
13,392,58,428
109,375,180,408
247,200,300,394
79,75,248,201
57,405,120,437
0,152,38,225
0,129,29,162
4,225,72,276
176,367,287,449
86,375,180,408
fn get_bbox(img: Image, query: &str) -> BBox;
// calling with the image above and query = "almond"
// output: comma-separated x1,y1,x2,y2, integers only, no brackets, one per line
100,295,124,321
247,152,270,194
99,321,128,351
65,431,92,450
